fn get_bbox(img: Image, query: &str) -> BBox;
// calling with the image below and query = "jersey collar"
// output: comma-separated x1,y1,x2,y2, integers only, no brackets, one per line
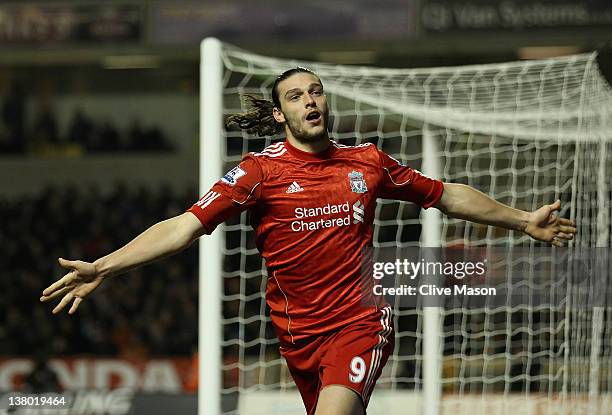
284,138,336,161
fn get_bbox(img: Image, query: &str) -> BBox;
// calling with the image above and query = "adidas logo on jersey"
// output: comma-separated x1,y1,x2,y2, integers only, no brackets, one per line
286,181,304,194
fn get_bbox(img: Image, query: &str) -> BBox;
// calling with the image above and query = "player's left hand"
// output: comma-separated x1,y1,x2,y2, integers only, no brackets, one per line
40,258,104,314
524,200,576,247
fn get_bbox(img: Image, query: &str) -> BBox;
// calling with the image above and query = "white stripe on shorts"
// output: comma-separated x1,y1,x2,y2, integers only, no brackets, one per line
363,306,392,400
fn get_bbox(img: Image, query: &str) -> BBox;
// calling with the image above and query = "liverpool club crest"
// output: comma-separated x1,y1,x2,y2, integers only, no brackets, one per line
348,171,367,193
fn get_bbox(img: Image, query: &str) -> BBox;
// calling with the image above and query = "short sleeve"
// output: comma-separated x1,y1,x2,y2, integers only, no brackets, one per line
377,149,444,208
187,155,263,234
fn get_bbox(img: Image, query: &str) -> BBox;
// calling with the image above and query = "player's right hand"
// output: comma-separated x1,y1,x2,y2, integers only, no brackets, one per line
40,258,105,315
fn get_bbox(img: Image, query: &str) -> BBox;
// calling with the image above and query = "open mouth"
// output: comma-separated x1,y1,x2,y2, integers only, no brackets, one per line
305,111,322,123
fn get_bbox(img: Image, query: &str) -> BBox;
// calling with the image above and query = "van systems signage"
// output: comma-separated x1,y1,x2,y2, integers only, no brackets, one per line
421,0,612,32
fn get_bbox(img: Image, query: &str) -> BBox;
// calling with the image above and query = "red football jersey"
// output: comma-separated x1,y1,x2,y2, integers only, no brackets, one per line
188,140,443,345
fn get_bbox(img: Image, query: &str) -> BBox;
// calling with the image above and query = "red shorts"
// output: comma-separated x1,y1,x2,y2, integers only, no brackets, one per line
279,306,394,415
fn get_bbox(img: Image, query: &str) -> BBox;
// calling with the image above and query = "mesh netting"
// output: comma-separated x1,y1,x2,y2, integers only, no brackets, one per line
211,46,612,414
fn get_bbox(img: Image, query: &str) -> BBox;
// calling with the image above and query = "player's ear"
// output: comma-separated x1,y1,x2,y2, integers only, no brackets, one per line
273,107,286,124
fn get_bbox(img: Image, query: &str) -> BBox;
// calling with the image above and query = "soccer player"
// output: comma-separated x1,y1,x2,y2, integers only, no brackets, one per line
40,67,576,415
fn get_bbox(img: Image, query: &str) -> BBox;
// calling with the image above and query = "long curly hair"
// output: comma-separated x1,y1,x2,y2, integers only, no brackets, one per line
225,67,319,137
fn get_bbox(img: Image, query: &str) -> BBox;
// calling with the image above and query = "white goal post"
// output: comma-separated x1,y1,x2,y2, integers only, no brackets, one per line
199,37,224,415
199,38,612,415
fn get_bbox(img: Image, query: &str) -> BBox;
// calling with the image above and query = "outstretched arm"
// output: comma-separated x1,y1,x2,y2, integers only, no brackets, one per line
434,183,576,246
40,212,204,314
41,154,262,315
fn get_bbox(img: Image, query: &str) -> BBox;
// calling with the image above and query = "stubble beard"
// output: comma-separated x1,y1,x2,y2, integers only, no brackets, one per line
285,111,329,144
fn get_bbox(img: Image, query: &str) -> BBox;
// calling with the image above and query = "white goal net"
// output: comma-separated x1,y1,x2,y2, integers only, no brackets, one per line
199,39,612,415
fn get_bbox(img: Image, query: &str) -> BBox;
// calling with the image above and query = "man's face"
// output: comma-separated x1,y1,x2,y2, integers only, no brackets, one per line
274,73,329,143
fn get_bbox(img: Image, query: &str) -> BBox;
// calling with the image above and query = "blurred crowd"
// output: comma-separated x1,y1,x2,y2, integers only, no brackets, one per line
0,82,174,155
0,184,198,357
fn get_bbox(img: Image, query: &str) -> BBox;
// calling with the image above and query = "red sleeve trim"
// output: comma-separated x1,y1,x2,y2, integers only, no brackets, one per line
186,209,213,235
421,180,444,209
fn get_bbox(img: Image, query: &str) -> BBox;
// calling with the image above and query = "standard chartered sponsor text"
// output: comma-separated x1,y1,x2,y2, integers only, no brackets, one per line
292,202,351,232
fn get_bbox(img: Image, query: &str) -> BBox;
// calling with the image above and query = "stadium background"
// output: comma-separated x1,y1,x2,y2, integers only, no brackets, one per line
0,1,611,414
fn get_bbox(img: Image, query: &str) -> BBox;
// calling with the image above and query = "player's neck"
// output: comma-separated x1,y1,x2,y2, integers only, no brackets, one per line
285,134,330,154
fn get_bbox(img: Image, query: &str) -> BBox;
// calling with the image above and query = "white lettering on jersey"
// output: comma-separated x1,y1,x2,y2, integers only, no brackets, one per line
195,191,221,209
221,166,246,186
290,200,364,232
294,202,350,219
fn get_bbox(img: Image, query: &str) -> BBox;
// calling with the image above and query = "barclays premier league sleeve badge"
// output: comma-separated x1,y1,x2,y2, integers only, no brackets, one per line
348,170,367,193
221,166,246,186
